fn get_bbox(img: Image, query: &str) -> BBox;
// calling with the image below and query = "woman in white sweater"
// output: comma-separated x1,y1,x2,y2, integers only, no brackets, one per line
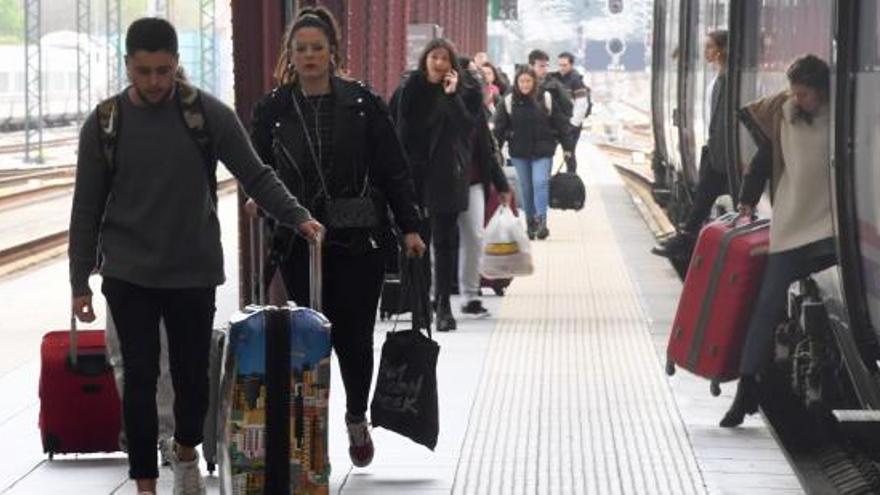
721,55,838,427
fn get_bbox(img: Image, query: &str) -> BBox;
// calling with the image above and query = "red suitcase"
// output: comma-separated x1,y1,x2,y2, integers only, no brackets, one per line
665,214,770,395
39,320,122,458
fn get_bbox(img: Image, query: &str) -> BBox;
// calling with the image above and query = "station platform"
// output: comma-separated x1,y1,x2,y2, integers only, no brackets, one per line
0,144,802,494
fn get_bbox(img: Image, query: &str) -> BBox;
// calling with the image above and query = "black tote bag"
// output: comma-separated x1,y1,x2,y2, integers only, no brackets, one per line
370,258,440,450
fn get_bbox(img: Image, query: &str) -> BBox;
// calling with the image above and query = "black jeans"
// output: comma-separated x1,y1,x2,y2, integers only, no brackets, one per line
280,238,385,418
420,212,459,310
684,163,730,234
102,277,215,480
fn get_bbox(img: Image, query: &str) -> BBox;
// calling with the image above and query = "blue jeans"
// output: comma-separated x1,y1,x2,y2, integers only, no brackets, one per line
511,156,552,220
739,238,836,375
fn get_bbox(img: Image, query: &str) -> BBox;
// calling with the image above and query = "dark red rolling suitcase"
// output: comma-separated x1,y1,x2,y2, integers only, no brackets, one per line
665,214,770,395
39,319,122,458
481,184,518,296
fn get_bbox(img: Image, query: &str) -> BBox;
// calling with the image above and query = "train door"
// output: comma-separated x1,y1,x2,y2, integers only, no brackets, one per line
650,0,670,191
678,0,729,184
728,0,833,218
832,0,880,369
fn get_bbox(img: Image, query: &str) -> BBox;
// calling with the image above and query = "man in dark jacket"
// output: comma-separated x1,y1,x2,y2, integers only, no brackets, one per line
69,18,322,495
547,52,592,172
528,49,576,170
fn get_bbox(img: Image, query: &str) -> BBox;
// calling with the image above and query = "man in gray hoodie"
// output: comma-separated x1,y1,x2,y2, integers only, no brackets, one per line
68,17,322,495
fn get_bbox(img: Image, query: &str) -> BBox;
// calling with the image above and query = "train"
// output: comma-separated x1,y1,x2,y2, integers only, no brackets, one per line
651,0,880,490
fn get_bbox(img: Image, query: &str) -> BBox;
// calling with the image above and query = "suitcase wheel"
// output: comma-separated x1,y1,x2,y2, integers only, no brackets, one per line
493,286,506,296
665,360,675,376
380,311,388,321
47,452,54,461
710,381,721,397
207,462,215,475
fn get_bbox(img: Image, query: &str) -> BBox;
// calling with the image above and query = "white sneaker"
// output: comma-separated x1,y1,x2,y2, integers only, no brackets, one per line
171,444,206,495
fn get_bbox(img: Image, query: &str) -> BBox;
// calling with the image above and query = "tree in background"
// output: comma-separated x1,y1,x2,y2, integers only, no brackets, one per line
0,0,23,44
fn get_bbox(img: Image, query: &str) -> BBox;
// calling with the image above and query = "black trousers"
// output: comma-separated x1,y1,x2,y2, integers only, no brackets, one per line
420,212,459,309
684,164,730,234
102,277,215,480
280,239,385,418
567,124,582,171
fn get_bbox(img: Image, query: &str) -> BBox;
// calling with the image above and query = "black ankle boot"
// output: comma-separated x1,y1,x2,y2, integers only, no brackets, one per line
436,300,457,332
720,376,759,428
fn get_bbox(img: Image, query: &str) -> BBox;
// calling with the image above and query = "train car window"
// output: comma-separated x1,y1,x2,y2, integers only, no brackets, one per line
852,0,880,333
735,0,833,215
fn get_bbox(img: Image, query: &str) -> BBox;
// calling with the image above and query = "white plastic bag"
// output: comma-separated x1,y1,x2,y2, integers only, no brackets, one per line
479,206,534,279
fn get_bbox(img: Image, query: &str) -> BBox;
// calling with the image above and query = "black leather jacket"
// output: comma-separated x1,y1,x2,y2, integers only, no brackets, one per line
251,77,421,236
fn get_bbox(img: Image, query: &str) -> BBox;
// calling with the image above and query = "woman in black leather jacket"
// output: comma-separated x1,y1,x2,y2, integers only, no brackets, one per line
248,7,425,468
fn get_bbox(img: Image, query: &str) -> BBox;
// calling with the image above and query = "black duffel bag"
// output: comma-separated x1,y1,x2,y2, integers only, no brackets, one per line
370,258,440,450
549,161,586,211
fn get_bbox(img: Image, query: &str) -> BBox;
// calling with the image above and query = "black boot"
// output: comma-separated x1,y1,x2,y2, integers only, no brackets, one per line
526,217,537,240
435,299,457,332
536,216,549,240
651,231,694,258
720,376,760,428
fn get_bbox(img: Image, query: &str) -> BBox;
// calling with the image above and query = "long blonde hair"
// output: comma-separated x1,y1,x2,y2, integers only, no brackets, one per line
273,6,343,86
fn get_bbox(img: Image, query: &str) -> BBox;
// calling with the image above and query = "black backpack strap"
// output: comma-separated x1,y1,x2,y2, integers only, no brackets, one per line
96,94,122,175
176,82,218,204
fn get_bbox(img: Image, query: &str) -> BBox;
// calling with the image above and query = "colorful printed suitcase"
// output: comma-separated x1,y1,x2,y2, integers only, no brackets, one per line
219,240,331,495
665,214,770,395
39,320,122,458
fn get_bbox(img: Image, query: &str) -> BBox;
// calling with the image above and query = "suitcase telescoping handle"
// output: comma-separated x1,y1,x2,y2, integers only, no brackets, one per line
69,314,79,368
309,234,323,312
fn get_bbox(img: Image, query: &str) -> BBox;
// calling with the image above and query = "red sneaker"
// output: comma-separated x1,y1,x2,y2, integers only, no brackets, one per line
345,414,374,468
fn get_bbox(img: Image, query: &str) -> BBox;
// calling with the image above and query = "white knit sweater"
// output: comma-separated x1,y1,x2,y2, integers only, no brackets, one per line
770,100,834,253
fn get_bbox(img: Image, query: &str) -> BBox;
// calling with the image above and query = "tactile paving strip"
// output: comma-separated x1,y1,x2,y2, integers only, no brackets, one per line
451,169,706,495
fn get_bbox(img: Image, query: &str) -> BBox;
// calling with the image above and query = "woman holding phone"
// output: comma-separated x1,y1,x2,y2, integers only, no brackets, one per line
391,38,474,333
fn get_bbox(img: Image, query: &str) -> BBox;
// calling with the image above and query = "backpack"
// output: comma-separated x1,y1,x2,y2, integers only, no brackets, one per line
542,80,573,119
504,91,553,116
96,81,217,202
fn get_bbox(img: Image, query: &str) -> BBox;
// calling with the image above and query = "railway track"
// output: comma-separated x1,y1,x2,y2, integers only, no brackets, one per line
0,178,238,277
0,136,78,155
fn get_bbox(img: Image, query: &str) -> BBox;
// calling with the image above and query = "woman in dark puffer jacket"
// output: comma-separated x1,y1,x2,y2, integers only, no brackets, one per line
494,67,573,240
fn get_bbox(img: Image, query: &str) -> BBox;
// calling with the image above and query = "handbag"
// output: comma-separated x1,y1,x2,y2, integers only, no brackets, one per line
370,258,440,450
290,89,380,230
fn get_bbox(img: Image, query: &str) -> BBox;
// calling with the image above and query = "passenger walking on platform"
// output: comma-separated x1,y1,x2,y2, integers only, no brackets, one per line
480,62,507,114
68,18,323,495
454,57,512,318
547,51,592,172
391,38,474,332
528,49,577,173
494,67,574,240
248,7,426,466
721,55,837,427
653,31,732,258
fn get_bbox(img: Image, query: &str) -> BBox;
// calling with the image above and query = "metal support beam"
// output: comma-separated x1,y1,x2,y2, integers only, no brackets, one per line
200,0,216,93
24,0,43,163
77,0,91,124
106,0,121,96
